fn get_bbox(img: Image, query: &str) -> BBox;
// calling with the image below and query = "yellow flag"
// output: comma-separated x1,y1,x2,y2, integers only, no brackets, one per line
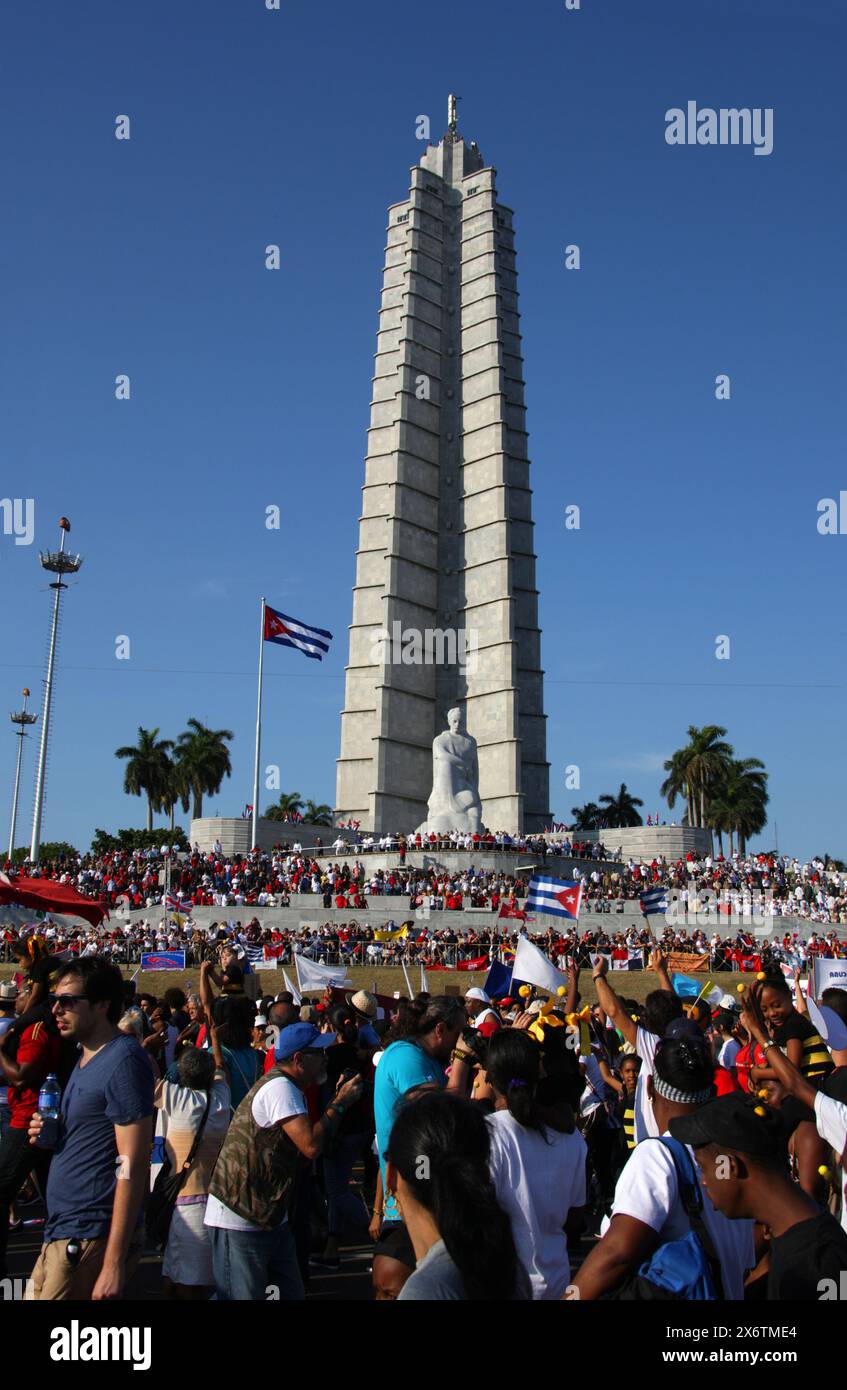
373,925,409,943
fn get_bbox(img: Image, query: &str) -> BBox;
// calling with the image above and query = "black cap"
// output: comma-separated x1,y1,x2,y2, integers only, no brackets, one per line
669,1093,784,1159
822,1067,847,1107
665,1017,704,1043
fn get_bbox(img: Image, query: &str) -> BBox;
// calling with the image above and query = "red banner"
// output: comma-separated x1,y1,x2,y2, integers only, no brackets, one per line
738,953,763,973
455,954,490,972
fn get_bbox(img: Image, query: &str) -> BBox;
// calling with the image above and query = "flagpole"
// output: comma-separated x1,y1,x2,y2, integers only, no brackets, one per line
251,597,266,852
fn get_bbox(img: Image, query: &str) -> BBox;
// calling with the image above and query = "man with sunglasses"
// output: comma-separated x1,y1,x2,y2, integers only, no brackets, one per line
25,956,154,1300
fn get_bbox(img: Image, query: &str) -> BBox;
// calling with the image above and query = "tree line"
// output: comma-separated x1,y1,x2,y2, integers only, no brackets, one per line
570,724,769,855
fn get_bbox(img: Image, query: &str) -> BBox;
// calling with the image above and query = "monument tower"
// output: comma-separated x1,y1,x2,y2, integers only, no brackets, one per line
335,98,550,833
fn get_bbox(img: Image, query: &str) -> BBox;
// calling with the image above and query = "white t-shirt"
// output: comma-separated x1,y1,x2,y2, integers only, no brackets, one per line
607,1133,755,1300
634,1027,660,1142
717,1037,741,1071
486,1109,587,1300
814,1091,847,1233
204,1075,307,1233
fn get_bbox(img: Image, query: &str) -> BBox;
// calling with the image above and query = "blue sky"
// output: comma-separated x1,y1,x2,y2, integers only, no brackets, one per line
2,0,845,859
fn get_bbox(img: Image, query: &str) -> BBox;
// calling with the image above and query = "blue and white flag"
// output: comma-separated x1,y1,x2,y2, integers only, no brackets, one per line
526,876,582,921
640,887,669,917
243,946,264,973
264,604,332,661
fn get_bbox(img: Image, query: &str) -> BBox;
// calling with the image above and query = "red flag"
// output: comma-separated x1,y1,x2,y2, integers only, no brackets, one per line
498,902,527,921
0,872,108,928
455,954,490,972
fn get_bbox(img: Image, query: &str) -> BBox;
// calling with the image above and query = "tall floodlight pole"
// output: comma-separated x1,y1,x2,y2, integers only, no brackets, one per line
8,689,37,861
30,517,83,863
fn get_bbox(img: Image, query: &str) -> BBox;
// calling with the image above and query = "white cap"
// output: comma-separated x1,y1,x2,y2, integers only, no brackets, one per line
465,987,490,1003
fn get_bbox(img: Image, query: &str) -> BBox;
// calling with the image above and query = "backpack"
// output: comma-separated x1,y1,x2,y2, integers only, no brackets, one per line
614,1137,725,1300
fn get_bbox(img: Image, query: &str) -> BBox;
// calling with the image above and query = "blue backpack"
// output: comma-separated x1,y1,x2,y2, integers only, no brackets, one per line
615,1137,724,1301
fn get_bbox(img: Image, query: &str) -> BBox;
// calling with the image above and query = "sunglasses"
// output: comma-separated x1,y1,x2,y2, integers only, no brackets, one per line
49,992,90,1012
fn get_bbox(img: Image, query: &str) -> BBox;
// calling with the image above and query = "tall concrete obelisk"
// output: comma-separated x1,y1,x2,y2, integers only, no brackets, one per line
336,98,550,833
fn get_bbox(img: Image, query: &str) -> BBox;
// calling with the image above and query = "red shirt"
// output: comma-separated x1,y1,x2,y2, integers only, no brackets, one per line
9,1020,62,1129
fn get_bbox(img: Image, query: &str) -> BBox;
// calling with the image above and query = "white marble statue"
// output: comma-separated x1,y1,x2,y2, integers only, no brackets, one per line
416,706,485,834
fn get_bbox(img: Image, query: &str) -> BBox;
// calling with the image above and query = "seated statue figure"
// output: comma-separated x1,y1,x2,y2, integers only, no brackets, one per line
416,706,485,834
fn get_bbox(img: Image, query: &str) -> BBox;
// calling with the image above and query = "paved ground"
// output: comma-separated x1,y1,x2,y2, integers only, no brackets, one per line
5,1205,593,1302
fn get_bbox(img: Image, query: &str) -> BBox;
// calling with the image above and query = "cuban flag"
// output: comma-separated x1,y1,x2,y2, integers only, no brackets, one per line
264,604,332,661
640,887,669,917
526,876,582,921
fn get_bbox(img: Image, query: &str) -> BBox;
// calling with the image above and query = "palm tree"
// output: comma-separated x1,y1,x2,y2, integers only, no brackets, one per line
173,718,234,821
156,760,186,833
664,726,734,829
660,749,695,828
264,792,305,822
571,802,602,830
302,800,333,826
115,728,174,832
707,758,768,855
598,783,644,828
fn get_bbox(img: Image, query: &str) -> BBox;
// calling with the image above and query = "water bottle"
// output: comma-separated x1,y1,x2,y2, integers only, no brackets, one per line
36,1074,61,1149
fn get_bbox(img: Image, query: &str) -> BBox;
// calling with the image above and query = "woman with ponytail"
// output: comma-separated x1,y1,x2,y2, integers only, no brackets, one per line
481,1029,587,1299
385,1091,530,1300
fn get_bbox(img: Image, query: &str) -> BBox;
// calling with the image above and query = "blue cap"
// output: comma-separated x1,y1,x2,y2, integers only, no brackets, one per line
274,1022,336,1061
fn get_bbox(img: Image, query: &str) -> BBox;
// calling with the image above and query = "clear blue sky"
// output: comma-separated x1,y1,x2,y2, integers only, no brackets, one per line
2,0,845,859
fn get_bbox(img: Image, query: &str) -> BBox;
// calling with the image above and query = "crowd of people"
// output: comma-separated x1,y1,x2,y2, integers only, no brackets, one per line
3,911,847,975
0,930,846,1302
6,843,847,928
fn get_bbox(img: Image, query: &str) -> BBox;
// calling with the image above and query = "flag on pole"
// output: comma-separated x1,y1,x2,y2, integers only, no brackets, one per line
294,952,353,994
264,604,333,661
511,936,567,995
164,893,192,914
282,969,302,1005
640,887,669,917
525,876,582,921
483,959,514,1000
672,974,721,1002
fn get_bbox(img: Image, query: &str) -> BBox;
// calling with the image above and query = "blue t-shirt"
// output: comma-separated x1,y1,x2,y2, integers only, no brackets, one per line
374,1040,445,1223
44,1033,154,1241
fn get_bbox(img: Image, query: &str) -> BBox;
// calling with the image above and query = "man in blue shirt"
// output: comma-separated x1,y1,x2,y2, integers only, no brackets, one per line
373,996,469,1230
27,956,153,1301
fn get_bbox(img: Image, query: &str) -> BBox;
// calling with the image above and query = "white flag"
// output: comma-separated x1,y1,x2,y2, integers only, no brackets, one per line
808,996,847,1052
282,969,302,1006
294,952,353,994
512,936,567,995
420,965,429,994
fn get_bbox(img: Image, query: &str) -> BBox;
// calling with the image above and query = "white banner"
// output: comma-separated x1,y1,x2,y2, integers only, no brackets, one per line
812,958,847,996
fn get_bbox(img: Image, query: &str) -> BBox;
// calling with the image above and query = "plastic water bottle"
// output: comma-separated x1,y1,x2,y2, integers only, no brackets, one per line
36,1074,61,1149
